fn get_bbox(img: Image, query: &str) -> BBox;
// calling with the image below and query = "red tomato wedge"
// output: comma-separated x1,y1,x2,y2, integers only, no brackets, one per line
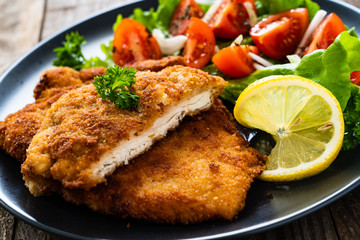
183,17,215,69
169,0,204,36
208,0,257,39
250,8,309,60
212,45,259,78
112,18,161,66
304,13,346,55
351,71,360,86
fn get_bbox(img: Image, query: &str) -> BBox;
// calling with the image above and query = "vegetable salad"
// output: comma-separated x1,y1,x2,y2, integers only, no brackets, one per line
52,0,360,150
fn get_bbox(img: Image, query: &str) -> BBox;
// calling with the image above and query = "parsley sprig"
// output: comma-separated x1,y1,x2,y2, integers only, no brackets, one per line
342,84,360,150
53,32,86,70
93,66,139,109
53,32,113,70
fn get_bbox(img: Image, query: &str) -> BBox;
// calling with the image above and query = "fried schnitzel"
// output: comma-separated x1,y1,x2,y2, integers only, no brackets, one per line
0,67,103,162
35,100,265,224
22,66,227,193
0,65,264,224
0,87,74,162
0,59,197,163
33,67,106,99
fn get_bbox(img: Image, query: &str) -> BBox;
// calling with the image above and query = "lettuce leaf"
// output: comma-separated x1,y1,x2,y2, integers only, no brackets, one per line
220,63,296,103
295,31,360,110
131,0,180,34
255,0,320,19
83,41,114,69
112,14,123,32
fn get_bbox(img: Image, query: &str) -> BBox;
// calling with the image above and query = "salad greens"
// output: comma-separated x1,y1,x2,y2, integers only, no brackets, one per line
82,42,114,69
220,31,360,150
93,66,139,109
131,0,180,34
255,0,320,20
295,31,360,110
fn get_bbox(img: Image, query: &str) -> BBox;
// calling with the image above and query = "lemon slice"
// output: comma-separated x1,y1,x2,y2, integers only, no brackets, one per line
234,75,344,181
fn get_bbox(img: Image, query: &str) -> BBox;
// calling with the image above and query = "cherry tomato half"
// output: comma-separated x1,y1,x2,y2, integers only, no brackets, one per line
208,0,257,39
250,8,309,60
304,13,346,55
182,17,215,69
351,71,360,86
112,18,161,66
169,0,204,36
212,45,259,78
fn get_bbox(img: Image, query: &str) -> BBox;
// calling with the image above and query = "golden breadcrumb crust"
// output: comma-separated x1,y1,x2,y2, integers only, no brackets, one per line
58,100,264,224
1,67,105,163
34,67,106,99
0,66,264,224
0,87,76,162
0,62,188,164
22,66,227,191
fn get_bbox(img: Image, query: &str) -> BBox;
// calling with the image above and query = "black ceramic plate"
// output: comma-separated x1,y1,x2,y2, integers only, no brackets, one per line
0,0,359,239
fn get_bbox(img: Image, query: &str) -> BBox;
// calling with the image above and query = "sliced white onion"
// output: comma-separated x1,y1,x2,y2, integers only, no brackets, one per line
295,10,327,55
214,45,220,54
254,63,266,70
231,34,243,47
249,52,273,67
202,0,222,23
195,0,216,5
287,54,302,64
152,29,187,55
243,1,258,27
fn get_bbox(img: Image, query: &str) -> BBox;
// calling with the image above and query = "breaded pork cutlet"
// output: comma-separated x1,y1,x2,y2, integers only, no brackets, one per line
1,66,264,224
0,67,105,162
30,100,265,224
0,88,74,162
33,67,106,99
0,60,182,163
22,66,227,194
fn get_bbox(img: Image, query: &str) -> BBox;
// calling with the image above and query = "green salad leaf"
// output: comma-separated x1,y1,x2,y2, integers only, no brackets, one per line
93,66,139,109
220,63,296,103
255,0,320,19
113,14,123,32
347,26,359,38
83,41,114,69
294,31,360,110
131,0,180,34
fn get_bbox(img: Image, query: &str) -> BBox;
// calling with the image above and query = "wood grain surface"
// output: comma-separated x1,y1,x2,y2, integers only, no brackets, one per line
0,0,359,239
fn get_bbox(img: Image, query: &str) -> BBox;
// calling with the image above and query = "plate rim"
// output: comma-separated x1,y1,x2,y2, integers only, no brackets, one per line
0,0,359,239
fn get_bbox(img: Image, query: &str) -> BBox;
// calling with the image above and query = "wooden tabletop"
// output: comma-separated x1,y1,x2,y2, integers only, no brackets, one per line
1,0,360,239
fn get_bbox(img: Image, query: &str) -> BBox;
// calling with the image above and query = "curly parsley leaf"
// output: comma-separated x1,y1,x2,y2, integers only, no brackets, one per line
342,84,360,150
54,32,113,69
93,66,139,109
53,32,86,70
